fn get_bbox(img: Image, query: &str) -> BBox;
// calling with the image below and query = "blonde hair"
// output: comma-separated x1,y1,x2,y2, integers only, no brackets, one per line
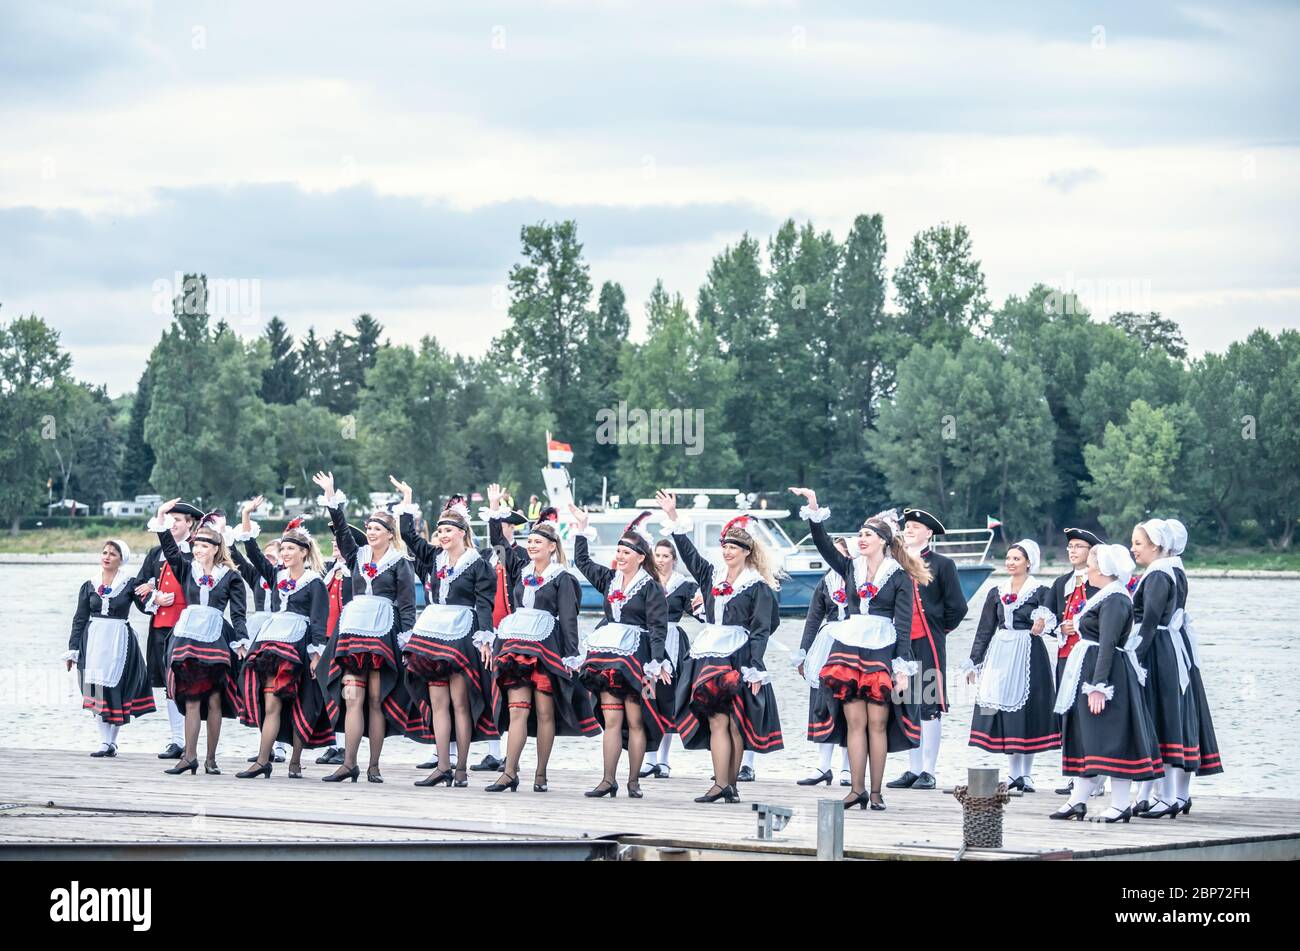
190,529,237,571
280,527,325,574
529,523,567,566
864,517,933,586
366,511,406,556
722,524,782,590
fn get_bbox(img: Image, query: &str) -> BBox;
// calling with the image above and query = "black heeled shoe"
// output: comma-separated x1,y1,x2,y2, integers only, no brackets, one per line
1136,799,1180,819
722,784,740,803
885,770,919,789
316,746,344,765
584,779,618,798
737,765,755,782
321,764,360,783
366,766,383,784
485,772,519,793
236,761,273,779
1092,806,1132,823
287,765,303,779
797,769,833,787
453,770,469,788
90,744,118,758
204,760,221,775
1180,797,1192,815
164,757,198,775
533,774,549,793
639,762,658,778
415,768,453,787
416,757,439,770
842,790,870,810
1133,798,1151,815
627,780,644,799
695,783,729,803
869,792,887,811
1049,802,1087,820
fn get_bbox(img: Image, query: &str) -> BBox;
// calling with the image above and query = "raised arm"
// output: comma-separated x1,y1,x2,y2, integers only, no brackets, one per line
572,534,614,592
314,471,358,570
149,498,190,582
789,487,853,580
654,490,713,590
397,512,438,578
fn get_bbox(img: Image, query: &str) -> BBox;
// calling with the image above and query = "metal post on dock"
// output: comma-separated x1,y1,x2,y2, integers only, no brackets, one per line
817,799,844,861
953,767,1010,851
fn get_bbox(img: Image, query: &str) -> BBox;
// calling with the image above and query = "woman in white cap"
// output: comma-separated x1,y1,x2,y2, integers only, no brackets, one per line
1164,519,1222,812
962,539,1060,792
1129,518,1198,818
1051,543,1162,822
63,538,156,755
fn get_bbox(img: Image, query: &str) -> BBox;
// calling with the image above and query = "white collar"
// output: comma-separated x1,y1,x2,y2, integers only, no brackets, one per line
823,569,846,594
712,566,763,620
852,556,900,594
357,544,403,577
663,571,693,597
1076,579,1130,621
192,563,230,585
1138,556,1180,588
521,562,566,609
435,545,481,579
274,568,321,610
88,569,131,608
999,574,1044,600
608,567,652,622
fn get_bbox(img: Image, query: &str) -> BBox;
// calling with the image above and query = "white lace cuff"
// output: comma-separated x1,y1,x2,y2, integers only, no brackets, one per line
393,502,421,518
231,639,252,653
892,658,920,679
959,657,978,674
1030,606,1058,634
660,516,694,537
800,504,832,523
317,491,347,509
143,592,159,614
1081,681,1114,700
220,525,237,547
472,630,496,648
234,521,261,542
147,514,175,532
562,654,584,671
396,630,413,650
740,665,772,686
577,525,598,543
644,659,673,679
306,643,326,658
789,647,807,668
483,506,510,521
62,649,79,662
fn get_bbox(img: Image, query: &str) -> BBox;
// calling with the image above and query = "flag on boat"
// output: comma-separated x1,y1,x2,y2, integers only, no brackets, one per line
986,515,1002,530
548,439,574,464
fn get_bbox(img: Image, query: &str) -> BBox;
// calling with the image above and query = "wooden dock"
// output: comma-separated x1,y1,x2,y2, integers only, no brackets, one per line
2,749,1297,860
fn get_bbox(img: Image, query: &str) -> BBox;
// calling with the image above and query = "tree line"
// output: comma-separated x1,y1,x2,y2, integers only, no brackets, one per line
1,215,1296,550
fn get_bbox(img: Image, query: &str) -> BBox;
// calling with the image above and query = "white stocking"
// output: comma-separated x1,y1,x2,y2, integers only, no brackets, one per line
1021,753,1035,783
742,749,755,769
106,723,120,745
166,697,185,745
1174,768,1193,802
486,738,501,759
909,745,924,774
1008,753,1023,779
921,719,942,775
817,743,834,772
1110,778,1132,811
1068,776,1095,806
1136,779,1154,804
840,746,850,772
656,734,674,767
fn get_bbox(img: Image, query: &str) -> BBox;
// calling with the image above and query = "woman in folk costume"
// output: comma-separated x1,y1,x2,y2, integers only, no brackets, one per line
231,532,292,766
1164,518,1222,813
1129,518,1198,819
311,471,416,784
63,539,156,755
1044,528,1105,797
314,521,365,767
1051,543,1162,822
232,499,333,779
961,539,1060,792
795,536,853,788
570,505,673,799
637,537,701,780
480,511,600,793
789,488,925,811
658,491,784,804
390,479,498,789
149,500,247,776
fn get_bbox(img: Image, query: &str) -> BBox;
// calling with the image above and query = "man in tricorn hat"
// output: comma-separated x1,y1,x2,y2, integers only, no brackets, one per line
886,507,969,790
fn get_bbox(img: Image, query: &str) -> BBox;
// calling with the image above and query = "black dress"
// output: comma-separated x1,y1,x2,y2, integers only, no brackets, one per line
1171,564,1223,776
798,514,920,753
800,571,847,746
573,534,675,750
399,510,499,746
908,546,969,718
154,524,246,720
964,581,1061,755
1044,570,1097,685
1132,562,1199,772
316,498,417,737
137,539,193,688
653,572,699,731
491,563,600,738
667,528,785,754
1057,583,1162,781
65,571,156,724
234,535,334,747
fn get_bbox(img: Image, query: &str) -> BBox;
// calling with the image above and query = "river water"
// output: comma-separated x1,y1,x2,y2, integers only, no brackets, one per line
3,565,1294,797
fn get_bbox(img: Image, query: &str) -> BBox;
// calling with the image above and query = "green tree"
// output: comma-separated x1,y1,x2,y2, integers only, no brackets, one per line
582,282,630,481
894,223,989,349
1081,399,1183,540
44,382,122,510
260,316,302,405
1108,311,1188,360
120,367,156,496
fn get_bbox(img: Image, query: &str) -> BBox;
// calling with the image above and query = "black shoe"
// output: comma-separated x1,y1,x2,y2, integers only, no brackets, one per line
366,766,384,784
533,774,549,793
652,764,670,779
1091,806,1132,824
842,790,870,810
271,749,286,764
470,754,504,772
1006,776,1024,791
912,772,937,790
1181,797,1192,815
584,779,618,798
1133,798,1151,815
737,765,755,782
1019,777,1037,793
322,765,360,783
416,756,440,770
453,770,469,788
1055,781,1074,795
485,771,519,793
840,770,852,787
316,746,344,765
164,757,198,775
695,783,729,803
885,770,919,789
722,784,741,803
1136,799,1180,819
869,792,887,811
90,744,118,758
236,761,273,779
1049,802,1087,821
415,768,453,787
204,760,221,775
627,780,644,799
158,742,184,760
639,762,658,778
797,769,833,787
287,766,303,779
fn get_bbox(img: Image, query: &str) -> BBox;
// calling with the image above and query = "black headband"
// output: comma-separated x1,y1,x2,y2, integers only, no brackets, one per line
436,516,470,532
720,533,752,551
618,535,651,559
365,516,394,532
279,535,311,551
191,532,222,548
530,524,560,545
862,520,893,545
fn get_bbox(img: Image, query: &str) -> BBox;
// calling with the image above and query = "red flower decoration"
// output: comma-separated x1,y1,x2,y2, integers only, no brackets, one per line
1126,576,1139,593
857,582,879,600
96,584,112,597
261,579,270,590
607,590,627,604
198,575,215,588
831,589,847,604
436,565,453,581
524,574,544,588
711,582,734,597
277,578,297,593
1001,592,1018,605
363,562,378,579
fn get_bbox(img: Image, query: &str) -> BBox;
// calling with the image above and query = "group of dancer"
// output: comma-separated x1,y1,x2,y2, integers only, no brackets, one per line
64,478,1222,816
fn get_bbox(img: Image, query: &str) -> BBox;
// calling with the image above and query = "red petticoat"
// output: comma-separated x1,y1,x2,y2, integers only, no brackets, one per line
692,667,742,715
339,651,386,674
254,653,299,699
173,659,225,699
405,651,457,685
821,664,893,703
496,652,554,695
579,666,635,697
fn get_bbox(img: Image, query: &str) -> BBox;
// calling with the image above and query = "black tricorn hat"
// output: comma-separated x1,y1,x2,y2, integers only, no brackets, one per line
1063,527,1105,547
901,507,946,536
503,510,528,526
171,502,205,520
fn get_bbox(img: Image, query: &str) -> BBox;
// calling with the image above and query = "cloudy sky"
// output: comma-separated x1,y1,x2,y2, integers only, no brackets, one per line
2,0,1297,394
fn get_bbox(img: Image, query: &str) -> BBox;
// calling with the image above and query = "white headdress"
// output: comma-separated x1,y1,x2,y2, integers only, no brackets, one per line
1140,518,1175,552
1010,538,1041,574
1094,544,1136,584
1166,519,1188,556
